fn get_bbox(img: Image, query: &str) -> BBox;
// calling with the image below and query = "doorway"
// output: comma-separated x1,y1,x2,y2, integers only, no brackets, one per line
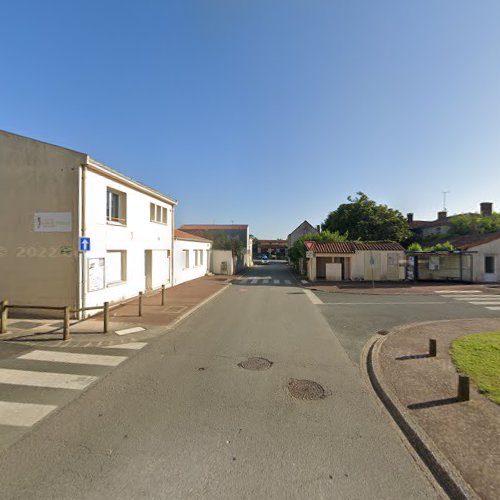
145,250,153,290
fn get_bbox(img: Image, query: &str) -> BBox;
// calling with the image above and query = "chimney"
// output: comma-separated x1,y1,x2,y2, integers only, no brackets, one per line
437,211,447,220
316,225,321,233
407,213,414,223
480,202,493,217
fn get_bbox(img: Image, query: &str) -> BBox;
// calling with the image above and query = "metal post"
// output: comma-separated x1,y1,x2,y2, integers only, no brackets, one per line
161,285,166,306
429,338,437,357
457,375,470,401
138,292,143,317
63,306,70,341
103,302,109,333
0,300,8,334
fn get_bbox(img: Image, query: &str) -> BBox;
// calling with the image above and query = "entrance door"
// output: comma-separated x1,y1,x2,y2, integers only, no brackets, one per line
484,256,497,282
145,250,153,290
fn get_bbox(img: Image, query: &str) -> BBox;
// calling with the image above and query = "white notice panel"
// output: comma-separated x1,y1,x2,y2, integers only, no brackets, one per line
34,212,72,232
88,258,105,292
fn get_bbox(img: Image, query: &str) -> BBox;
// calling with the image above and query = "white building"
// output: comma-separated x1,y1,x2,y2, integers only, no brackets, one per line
0,130,176,316
174,230,212,285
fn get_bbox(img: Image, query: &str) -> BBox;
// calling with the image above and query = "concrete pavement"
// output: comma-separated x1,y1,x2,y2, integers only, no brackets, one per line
0,263,439,499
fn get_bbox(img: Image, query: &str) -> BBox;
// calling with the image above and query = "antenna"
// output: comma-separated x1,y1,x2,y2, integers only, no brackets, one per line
442,190,450,211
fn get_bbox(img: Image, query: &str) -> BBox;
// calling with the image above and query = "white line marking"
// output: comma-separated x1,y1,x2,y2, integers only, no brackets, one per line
263,279,269,284
301,280,308,284
0,368,98,390
468,301,500,306
284,280,292,285
434,290,482,294
273,280,280,284
451,296,500,300
102,342,147,350
115,327,146,336
485,306,500,310
304,289,323,304
250,279,258,284
322,302,447,305
18,350,127,367
0,401,58,427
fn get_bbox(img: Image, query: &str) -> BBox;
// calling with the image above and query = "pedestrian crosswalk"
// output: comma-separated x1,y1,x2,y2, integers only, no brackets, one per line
237,277,294,286
0,343,147,432
434,290,500,311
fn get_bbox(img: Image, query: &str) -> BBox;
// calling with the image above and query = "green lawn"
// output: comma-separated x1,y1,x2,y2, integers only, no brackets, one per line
451,331,500,404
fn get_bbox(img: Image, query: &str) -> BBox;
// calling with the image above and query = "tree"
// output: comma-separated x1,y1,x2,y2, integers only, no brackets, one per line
322,192,411,242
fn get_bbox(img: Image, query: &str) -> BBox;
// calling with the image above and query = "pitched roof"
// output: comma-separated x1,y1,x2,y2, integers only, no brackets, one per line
448,232,500,250
179,224,248,231
174,229,212,243
313,241,404,254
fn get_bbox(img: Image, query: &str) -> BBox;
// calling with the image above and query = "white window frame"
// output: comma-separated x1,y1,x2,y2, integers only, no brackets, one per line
106,188,127,225
106,250,127,286
150,202,168,225
183,249,190,269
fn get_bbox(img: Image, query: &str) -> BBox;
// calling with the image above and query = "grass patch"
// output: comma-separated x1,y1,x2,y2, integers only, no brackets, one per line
451,331,500,404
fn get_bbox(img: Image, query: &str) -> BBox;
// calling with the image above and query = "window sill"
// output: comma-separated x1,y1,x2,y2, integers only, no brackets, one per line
107,281,126,288
106,220,127,227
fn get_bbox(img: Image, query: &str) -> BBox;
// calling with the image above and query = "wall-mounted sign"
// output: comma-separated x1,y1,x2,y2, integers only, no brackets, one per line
88,258,105,292
79,237,91,252
34,212,72,232
306,251,314,259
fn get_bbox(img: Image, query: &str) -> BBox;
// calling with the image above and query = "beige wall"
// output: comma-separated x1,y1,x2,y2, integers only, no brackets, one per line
0,131,83,309
471,240,500,282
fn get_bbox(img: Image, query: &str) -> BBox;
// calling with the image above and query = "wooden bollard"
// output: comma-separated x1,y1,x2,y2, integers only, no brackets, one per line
429,338,437,357
103,302,109,333
63,306,70,341
0,300,8,334
161,285,166,306
138,292,143,317
458,375,470,401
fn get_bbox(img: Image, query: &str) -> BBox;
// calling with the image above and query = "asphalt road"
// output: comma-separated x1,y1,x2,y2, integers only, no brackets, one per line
0,264,440,499
313,285,500,364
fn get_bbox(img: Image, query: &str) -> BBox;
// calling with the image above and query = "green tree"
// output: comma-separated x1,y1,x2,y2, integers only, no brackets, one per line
322,192,411,242
448,213,500,235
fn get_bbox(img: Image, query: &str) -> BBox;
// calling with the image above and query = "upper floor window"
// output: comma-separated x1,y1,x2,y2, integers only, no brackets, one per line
107,188,127,225
150,203,168,224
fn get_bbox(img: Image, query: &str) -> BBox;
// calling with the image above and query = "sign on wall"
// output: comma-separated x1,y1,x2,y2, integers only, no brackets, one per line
88,258,105,292
34,212,72,232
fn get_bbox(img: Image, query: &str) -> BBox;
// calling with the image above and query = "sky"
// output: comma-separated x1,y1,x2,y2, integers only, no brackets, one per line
1,1,500,238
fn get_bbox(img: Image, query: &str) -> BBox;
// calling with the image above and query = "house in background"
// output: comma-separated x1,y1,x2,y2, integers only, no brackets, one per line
307,241,405,282
173,230,212,285
178,224,253,269
0,130,177,316
287,220,319,248
256,239,287,258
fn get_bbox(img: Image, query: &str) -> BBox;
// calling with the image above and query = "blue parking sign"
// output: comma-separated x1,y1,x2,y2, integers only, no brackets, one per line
79,237,91,252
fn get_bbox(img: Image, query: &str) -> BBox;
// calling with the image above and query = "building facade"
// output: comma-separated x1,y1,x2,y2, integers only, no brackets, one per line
0,130,176,316
287,221,319,248
173,230,212,285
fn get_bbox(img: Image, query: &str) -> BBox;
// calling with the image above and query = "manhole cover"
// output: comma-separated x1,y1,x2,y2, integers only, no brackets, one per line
238,357,273,371
288,379,325,400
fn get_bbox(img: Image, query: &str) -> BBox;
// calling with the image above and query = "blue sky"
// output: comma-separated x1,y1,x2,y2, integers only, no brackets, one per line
2,1,500,238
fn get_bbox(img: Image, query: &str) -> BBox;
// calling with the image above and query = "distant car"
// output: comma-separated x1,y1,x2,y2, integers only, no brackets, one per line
260,258,269,265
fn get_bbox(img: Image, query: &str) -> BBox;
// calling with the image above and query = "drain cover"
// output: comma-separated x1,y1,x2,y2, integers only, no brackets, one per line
288,379,325,400
238,357,273,371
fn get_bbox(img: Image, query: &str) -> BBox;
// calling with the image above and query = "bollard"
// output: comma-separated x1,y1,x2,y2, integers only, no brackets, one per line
103,302,109,333
138,291,143,317
458,375,470,401
161,285,166,306
63,306,70,341
0,300,8,334
429,338,437,357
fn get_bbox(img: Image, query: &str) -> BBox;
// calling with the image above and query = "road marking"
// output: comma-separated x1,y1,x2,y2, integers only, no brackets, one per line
468,301,500,306
115,327,146,336
301,280,308,284
18,350,127,367
321,302,447,305
485,306,500,310
250,279,258,284
434,290,482,294
304,289,323,304
0,401,58,427
452,296,500,300
273,280,280,284
0,368,97,390
263,279,269,284
102,342,147,350
284,280,292,285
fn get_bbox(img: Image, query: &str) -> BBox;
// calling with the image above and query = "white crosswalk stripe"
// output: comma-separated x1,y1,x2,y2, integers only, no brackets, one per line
250,279,258,284
101,342,147,350
0,401,57,427
486,306,500,310
273,280,280,284
434,290,482,294
18,350,127,367
436,289,500,313
0,368,97,390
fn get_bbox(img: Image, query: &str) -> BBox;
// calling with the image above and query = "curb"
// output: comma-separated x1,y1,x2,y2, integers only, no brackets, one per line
361,332,479,500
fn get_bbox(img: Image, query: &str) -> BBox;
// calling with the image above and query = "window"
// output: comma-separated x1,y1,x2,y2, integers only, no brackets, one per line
485,256,495,274
107,189,126,224
106,251,126,285
195,249,199,266
183,249,190,268
150,203,168,224
200,249,204,266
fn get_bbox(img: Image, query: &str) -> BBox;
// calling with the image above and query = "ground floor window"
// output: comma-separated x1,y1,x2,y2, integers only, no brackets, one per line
106,251,126,285
183,249,190,268
485,256,495,274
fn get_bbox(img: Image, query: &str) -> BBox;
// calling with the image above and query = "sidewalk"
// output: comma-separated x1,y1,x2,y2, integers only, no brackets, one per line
375,318,500,500
0,275,230,348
